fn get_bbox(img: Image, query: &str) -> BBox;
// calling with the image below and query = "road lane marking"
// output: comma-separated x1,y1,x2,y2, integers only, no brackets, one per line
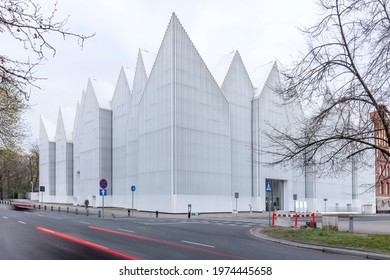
88,225,245,259
79,221,91,225
18,221,26,224
181,240,215,248
37,214,44,217
35,226,140,260
117,228,135,233
2,216,8,219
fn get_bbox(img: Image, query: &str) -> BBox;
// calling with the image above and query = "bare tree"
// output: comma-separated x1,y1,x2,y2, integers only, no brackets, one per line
263,0,390,177
0,0,94,100
0,0,93,149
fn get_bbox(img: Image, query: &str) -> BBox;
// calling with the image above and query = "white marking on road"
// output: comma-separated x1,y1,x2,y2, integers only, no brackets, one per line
2,216,8,219
79,221,91,225
181,240,215,248
18,221,26,224
117,228,135,233
37,214,44,217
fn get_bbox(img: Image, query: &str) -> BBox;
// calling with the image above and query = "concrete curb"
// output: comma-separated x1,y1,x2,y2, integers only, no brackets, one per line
250,228,390,260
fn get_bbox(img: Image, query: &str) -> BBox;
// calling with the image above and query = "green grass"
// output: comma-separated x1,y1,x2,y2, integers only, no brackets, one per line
262,227,390,254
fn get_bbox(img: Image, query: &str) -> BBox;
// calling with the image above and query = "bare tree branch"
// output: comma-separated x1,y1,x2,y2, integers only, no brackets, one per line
261,0,390,178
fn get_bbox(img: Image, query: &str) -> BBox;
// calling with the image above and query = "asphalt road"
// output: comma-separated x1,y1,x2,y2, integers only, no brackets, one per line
0,204,365,260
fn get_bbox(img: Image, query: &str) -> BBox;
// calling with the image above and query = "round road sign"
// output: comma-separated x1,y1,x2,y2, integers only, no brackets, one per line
100,178,108,189
131,185,136,192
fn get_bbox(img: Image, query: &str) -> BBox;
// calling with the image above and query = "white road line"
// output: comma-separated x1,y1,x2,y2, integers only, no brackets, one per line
2,216,8,219
117,228,135,233
181,240,215,248
17,221,26,224
37,214,44,217
79,221,91,225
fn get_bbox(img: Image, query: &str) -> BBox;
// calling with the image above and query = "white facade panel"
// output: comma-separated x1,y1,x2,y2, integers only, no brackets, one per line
112,67,131,206
55,107,75,203
39,117,56,202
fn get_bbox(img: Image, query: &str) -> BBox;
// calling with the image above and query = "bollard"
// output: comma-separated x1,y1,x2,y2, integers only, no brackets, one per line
75,208,78,215
128,209,130,217
349,215,354,233
44,205,47,211
98,210,101,218
38,205,41,210
188,211,191,219
271,212,276,227
86,209,89,216
156,210,159,218
58,207,61,212
294,214,299,229
33,204,36,209
51,206,53,211
67,207,69,213
311,212,316,222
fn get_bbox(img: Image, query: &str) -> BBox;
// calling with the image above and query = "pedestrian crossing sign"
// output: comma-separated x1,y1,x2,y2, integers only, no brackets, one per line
266,181,272,192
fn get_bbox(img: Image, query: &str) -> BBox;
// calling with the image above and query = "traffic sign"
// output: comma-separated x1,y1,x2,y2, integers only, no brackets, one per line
99,178,108,189
99,189,107,196
131,185,136,192
39,186,45,192
266,181,272,192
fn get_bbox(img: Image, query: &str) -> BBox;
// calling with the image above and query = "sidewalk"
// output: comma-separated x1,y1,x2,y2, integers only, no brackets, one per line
29,202,270,220
250,227,390,260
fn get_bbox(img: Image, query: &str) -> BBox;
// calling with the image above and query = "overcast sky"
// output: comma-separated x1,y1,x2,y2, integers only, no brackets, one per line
13,0,318,147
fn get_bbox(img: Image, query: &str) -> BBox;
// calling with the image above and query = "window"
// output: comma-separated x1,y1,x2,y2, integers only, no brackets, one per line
380,182,383,195
387,183,389,195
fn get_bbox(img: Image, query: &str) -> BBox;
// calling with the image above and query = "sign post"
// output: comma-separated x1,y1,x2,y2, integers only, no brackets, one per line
99,179,108,218
324,198,328,212
131,185,136,216
266,181,272,226
234,192,239,214
39,186,45,209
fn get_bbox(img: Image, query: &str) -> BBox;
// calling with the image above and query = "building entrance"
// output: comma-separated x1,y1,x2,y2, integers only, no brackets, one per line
265,179,285,211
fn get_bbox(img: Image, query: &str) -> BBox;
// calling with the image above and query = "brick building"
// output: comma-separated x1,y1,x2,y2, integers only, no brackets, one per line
370,111,390,212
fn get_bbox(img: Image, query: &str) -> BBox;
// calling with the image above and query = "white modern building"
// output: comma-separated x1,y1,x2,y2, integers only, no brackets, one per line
39,116,56,202
39,13,376,213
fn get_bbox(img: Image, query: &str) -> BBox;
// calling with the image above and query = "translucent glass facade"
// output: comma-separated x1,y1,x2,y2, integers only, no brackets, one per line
54,107,76,203
39,13,375,213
